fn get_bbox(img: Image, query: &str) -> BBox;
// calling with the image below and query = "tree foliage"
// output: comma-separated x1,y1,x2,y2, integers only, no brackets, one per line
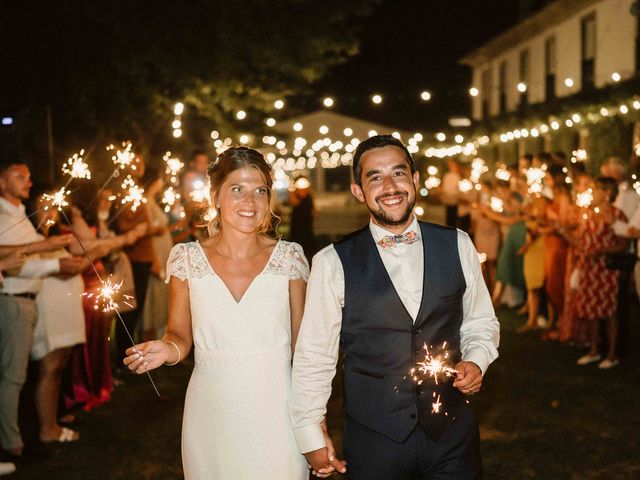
1,0,376,157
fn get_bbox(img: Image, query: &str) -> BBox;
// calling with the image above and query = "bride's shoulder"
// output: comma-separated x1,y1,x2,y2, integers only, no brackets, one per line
167,241,210,280
268,239,309,281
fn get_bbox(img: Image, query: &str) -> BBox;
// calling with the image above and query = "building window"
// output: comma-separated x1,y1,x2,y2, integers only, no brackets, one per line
499,61,507,114
581,13,596,90
519,48,530,110
545,36,556,99
481,68,491,119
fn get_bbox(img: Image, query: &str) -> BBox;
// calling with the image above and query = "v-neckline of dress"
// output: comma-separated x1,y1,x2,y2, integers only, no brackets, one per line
195,240,281,305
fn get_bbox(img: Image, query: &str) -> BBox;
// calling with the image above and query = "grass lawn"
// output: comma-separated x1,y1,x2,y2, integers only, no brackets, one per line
9,306,640,479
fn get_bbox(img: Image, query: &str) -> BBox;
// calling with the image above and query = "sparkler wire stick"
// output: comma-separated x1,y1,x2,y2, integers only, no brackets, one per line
58,208,160,397
0,210,42,238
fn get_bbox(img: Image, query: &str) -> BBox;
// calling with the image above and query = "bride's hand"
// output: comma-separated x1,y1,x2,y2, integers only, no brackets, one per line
123,341,169,374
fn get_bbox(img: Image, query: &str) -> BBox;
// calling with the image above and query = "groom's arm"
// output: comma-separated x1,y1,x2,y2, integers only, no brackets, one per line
457,230,500,376
290,245,343,454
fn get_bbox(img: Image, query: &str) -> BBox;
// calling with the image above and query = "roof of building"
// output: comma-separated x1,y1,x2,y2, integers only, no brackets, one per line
460,0,601,67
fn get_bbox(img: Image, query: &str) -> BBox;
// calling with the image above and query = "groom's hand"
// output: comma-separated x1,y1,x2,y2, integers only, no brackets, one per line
453,361,482,395
304,446,347,477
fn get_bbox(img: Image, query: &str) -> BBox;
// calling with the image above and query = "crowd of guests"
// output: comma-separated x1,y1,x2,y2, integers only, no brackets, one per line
0,149,219,476
439,153,640,371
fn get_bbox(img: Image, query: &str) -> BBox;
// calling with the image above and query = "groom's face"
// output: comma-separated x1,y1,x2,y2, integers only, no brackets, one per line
350,146,419,228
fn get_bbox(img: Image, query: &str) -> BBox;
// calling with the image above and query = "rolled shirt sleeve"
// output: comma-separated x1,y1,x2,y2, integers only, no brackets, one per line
290,246,343,454
458,230,500,375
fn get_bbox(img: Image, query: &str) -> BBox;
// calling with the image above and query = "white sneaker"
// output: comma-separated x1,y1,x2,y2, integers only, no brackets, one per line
577,354,601,365
598,358,619,369
536,315,548,328
0,462,16,476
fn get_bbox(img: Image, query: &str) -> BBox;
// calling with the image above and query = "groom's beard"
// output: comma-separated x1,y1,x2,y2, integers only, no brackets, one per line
369,191,415,228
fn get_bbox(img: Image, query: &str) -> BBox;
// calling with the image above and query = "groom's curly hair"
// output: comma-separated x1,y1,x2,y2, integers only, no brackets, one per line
352,135,415,186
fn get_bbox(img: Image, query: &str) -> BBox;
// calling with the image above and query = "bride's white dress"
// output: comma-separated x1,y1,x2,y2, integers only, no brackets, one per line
166,240,310,479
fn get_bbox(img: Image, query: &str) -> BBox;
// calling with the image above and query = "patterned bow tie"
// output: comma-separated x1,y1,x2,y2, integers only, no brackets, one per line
377,230,419,249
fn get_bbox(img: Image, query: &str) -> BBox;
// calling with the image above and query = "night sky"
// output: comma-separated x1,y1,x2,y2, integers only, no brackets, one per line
316,0,523,131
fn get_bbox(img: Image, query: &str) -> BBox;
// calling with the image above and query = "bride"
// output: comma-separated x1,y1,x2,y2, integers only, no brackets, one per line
124,147,330,479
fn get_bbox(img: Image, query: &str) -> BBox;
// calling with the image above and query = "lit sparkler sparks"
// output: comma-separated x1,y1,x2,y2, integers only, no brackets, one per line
163,152,184,184
525,167,546,194
470,158,488,183
432,393,442,414
61,150,91,179
108,142,135,170
120,175,147,212
571,149,588,163
413,343,458,386
458,179,474,193
83,277,133,313
161,186,180,213
189,178,212,203
42,187,70,211
495,165,511,182
490,196,504,213
576,188,594,208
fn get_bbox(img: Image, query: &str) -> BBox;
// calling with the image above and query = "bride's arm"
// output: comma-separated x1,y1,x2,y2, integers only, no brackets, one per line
289,277,307,352
162,276,193,364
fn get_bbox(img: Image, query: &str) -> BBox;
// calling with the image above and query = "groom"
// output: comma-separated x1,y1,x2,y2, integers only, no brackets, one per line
290,135,499,479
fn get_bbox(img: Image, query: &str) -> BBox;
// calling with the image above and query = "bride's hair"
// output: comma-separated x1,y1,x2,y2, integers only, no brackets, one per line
206,147,278,236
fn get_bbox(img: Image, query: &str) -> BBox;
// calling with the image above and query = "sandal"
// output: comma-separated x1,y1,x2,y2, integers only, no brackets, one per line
40,427,80,444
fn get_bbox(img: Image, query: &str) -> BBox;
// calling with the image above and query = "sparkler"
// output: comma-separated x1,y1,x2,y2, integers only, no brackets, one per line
57,207,160,397
458,179,474,193
161,186,180,213
413,343,458,386
83,277,134,313
108,142,136,170
163,152,184,184
189,178,212,204
490,196,504,213
120,175,147,212
571,149,588,163
42,187,70,211
61,150,91,184
470,158,488,183
525,167,546,194
495,165,511,182
576,188,594,208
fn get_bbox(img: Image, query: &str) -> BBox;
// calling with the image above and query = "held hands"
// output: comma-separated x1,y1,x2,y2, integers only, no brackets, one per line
453,361,483,395
304,421,346,477
0,246,27,272
58,256,88,276
124,222,148,245
123,341,170,374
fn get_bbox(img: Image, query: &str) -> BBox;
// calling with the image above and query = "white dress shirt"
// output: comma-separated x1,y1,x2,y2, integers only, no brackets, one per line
290,217,500,453
612,183,640,257
0,197,60,294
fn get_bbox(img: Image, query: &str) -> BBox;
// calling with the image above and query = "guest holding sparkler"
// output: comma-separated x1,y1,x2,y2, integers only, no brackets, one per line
572,177,629,369
471,180,501,290
291,136,499,479
124,147,311,479
0,159,83,466
61,179,146,410
483,179,526,308
517,196,548,332
541,165,571,339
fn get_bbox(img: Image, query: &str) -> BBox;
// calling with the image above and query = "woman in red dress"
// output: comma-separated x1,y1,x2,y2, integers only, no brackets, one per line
573,177,628,369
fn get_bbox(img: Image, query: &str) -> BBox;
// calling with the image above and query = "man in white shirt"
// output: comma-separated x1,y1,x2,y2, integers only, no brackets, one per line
291,136,499,479
0,160,82,463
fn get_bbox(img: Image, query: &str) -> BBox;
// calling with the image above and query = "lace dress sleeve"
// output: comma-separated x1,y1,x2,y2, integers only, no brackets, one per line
166,243,188,280
286,242,310,282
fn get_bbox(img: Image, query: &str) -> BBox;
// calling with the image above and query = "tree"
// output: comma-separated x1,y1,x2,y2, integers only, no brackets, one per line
0,0,376,170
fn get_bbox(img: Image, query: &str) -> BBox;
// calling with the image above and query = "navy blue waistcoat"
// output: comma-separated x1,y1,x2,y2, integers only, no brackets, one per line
334,221,467,442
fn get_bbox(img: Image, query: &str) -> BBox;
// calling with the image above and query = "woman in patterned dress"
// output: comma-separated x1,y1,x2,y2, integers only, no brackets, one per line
572,177,628,369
